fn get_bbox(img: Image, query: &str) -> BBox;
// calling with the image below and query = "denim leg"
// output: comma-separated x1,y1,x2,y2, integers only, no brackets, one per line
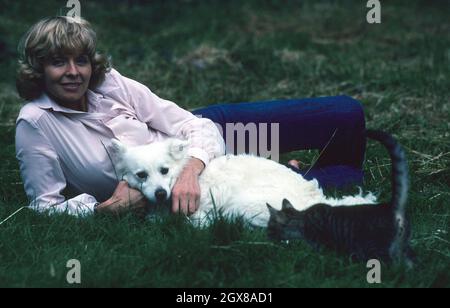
193,95,366,188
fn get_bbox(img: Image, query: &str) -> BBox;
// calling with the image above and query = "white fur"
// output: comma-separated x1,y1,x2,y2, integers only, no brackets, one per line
110,138,377,227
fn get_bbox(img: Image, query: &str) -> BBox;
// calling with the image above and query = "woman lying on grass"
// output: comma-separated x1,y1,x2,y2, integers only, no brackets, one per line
15,16,367,218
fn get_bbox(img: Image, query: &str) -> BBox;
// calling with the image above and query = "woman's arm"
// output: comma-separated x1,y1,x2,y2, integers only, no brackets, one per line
111,70,225,215
95,180,149,217
16,119,99,216
113,70,226,166
170,157,204,215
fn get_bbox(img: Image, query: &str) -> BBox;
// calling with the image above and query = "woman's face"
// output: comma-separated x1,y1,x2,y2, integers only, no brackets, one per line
43,52,92,110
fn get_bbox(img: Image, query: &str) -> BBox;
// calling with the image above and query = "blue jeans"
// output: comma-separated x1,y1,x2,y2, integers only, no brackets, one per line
192,95,366,189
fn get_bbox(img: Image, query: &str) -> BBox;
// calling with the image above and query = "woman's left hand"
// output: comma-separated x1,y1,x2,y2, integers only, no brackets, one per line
171,157,205,215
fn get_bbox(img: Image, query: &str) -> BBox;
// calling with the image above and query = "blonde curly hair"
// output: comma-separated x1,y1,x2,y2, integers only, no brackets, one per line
16,16,111,101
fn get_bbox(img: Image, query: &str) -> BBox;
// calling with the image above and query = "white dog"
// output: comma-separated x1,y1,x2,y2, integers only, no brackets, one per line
110,138,377,227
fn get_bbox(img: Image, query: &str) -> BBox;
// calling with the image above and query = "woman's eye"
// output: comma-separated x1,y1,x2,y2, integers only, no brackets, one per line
51,58,65,66
136,171,148,180
160,167,169,175
76,56,89,65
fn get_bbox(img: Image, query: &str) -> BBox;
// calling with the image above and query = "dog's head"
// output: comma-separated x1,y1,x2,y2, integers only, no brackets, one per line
110,138,190,203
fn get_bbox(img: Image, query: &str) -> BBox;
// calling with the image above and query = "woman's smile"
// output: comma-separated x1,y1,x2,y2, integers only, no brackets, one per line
60,82,82,92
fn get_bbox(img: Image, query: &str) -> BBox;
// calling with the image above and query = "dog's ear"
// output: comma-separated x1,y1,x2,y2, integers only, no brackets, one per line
109,139,127,159
168,138,189,160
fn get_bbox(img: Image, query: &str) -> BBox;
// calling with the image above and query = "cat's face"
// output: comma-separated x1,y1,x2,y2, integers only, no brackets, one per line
267,199,306,241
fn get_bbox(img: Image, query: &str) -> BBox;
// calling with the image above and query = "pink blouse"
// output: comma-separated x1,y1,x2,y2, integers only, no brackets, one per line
15,68,225,216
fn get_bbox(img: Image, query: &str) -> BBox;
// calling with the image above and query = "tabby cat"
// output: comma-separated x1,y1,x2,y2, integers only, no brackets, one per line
267,130,414,266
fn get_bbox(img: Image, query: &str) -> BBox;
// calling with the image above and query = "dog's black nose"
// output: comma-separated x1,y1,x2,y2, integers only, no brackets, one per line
155,188,167,202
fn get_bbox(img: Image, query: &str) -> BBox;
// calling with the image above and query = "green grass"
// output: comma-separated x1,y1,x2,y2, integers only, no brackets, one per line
0,0,449,287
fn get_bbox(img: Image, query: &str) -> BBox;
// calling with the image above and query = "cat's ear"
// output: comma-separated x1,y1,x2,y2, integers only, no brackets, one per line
282,199,295,210
266,203,279,217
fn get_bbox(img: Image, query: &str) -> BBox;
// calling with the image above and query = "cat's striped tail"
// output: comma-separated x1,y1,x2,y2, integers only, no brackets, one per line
366,129,410,263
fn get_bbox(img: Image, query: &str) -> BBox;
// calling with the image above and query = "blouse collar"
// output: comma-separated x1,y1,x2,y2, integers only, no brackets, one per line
33,89,104,114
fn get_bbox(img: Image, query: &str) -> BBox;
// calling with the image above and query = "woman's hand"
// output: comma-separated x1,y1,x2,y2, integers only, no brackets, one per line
171,157,205,215
95,181,149,217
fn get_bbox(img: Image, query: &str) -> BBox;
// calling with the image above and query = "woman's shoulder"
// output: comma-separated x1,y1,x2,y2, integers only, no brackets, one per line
95,67,137,93
16,99,48,127
93,67,134,100
94,68,152,105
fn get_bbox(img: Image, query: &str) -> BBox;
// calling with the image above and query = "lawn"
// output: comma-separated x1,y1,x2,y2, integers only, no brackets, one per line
0,0,448,288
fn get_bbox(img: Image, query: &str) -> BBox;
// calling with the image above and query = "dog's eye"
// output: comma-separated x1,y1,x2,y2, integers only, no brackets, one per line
136,171,148,180
160,167,169,175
